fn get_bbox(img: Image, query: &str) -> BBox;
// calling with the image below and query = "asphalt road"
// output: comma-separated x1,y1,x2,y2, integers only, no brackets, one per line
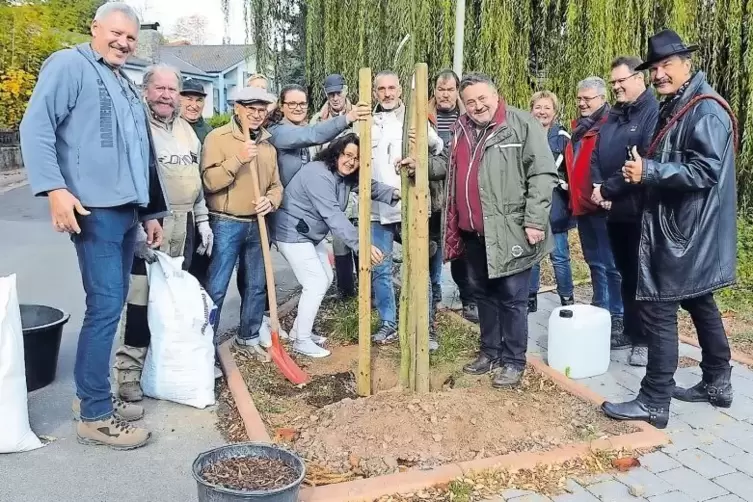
0,182,298,502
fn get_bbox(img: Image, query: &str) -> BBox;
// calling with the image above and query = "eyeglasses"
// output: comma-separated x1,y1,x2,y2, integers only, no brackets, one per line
239,103,268,116
609,72,640,86
576,95,601,104
284,101,308,110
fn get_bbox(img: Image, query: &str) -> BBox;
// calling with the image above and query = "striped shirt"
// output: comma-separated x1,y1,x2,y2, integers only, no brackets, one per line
435,108,460,146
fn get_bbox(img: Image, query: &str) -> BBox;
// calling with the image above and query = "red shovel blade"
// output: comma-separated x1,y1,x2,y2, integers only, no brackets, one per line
269,330,310,385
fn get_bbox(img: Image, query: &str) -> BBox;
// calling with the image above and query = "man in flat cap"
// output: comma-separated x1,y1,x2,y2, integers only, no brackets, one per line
602,29,737,429
201,86,283,358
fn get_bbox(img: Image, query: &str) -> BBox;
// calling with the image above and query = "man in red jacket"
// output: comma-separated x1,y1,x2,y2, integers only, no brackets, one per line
564,77,624,340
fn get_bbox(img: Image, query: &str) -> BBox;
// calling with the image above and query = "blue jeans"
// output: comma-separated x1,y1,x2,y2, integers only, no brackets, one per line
529,231,574,297
206,215,266,343
577,213,623,317
72,206,139,421
371,221,434,327
371,222,398,327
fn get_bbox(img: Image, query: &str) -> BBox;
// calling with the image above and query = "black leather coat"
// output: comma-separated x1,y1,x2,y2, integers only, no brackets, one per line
637,72,737,301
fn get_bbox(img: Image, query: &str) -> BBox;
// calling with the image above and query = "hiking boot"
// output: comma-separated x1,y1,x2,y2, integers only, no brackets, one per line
76,416,151,450
234,336,271,362
73,396,144,422
432,286,442,306
118,381,143,402
492,365,525,387
462,353,499,375
293,338,331,358
429,326,439,353
629,346,648,367
560,295,575,306
673,371,733,408
462,303,479,323
611,331,632,350
601,398,669,429
527,294,538,313
372,323,398,345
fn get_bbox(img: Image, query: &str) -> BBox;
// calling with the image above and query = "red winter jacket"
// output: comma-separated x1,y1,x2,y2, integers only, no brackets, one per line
564,117,605,216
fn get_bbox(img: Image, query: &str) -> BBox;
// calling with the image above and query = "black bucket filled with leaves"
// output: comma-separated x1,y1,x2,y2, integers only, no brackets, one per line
192,442,306,501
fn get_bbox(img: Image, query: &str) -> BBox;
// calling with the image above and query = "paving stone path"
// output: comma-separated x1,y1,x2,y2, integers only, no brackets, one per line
435,265,753,502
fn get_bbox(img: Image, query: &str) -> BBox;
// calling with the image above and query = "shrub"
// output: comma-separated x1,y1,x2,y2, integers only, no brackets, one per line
207,113,231,129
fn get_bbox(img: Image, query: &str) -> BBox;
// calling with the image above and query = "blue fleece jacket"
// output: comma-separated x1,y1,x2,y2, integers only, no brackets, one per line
20,43,150,207
267,115,350,186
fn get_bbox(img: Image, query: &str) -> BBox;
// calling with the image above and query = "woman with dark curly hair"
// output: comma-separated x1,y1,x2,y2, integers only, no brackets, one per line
273,133,400,357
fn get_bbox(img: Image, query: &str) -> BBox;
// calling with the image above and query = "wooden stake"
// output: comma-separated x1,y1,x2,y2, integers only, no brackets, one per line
412,63,430,393
398,77,416,390
357,67,373,397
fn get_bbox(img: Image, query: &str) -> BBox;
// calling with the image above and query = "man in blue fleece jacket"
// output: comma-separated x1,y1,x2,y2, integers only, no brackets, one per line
19,2,168,450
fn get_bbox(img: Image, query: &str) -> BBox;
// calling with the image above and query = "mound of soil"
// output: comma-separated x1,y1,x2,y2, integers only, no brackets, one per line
283,368,636,477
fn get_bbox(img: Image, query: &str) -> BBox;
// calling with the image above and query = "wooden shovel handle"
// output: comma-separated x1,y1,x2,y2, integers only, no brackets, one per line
240,117,280,333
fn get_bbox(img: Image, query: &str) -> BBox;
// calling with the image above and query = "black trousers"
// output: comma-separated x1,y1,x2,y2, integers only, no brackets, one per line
463,232,531,369
637,293,731,407
451,258,476,306
606,220,647,347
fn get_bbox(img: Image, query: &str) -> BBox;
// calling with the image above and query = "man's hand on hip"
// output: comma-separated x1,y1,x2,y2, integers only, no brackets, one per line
525,228,545,245
48,188,90,234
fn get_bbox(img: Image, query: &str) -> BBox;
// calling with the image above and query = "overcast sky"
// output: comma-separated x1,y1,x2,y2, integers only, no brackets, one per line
124,0,249,44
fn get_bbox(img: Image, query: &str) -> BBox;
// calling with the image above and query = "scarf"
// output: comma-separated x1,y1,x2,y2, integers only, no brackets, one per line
656,73,696,133
571,103,610,144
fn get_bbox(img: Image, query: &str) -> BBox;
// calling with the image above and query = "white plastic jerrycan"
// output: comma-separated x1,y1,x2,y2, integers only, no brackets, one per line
547,304,611,379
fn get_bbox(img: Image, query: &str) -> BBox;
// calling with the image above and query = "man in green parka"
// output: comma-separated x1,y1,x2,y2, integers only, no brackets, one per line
444,73,558,387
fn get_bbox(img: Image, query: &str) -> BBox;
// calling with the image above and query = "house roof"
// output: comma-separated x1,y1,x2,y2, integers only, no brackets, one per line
127,44,253,74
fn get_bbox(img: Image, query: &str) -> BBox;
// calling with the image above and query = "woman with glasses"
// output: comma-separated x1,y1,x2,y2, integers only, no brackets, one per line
266,84,371,187
273,133,399,357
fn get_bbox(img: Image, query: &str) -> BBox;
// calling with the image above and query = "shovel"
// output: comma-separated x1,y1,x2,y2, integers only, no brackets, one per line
240,118,310,386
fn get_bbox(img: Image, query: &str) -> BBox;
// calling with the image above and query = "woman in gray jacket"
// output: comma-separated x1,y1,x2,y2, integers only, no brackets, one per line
266,84,370,186
274,134,399,357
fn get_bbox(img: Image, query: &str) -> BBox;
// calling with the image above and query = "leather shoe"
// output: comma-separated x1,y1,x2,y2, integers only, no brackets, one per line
463,353,499,375
492,365,524,387
601,398,669,429
673,379,733,408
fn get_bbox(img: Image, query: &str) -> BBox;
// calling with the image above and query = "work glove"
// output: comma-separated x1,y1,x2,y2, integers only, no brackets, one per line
196,221,214,256
134,224,157,263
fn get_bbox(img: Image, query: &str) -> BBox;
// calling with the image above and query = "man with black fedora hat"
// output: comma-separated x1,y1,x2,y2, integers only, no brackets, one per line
601,28,737,429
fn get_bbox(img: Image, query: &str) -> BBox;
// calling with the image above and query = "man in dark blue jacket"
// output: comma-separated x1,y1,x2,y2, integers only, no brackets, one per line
591,56,659,368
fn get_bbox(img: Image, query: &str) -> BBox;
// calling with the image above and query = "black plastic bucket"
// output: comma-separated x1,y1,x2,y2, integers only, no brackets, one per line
21,304,69,392
192,442,306,502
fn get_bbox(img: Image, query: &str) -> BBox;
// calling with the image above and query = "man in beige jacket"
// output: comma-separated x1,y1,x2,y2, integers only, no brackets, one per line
202,86,282,358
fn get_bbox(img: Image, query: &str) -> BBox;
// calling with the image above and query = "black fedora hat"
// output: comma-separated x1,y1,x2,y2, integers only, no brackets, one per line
636,29,699,71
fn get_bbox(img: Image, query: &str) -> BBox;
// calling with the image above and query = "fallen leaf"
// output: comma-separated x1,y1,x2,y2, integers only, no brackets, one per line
273,427,298,443
612,457,641,471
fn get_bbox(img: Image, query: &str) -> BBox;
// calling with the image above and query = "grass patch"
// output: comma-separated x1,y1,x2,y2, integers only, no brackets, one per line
314,296,380,345
431,310,479,366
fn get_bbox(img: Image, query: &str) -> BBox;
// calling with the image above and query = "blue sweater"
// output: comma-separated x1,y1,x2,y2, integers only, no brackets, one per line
20,43,151,208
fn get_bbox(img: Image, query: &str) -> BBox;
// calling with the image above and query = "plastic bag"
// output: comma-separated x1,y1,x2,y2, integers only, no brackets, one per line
0,274,43,453
141,252,216,409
